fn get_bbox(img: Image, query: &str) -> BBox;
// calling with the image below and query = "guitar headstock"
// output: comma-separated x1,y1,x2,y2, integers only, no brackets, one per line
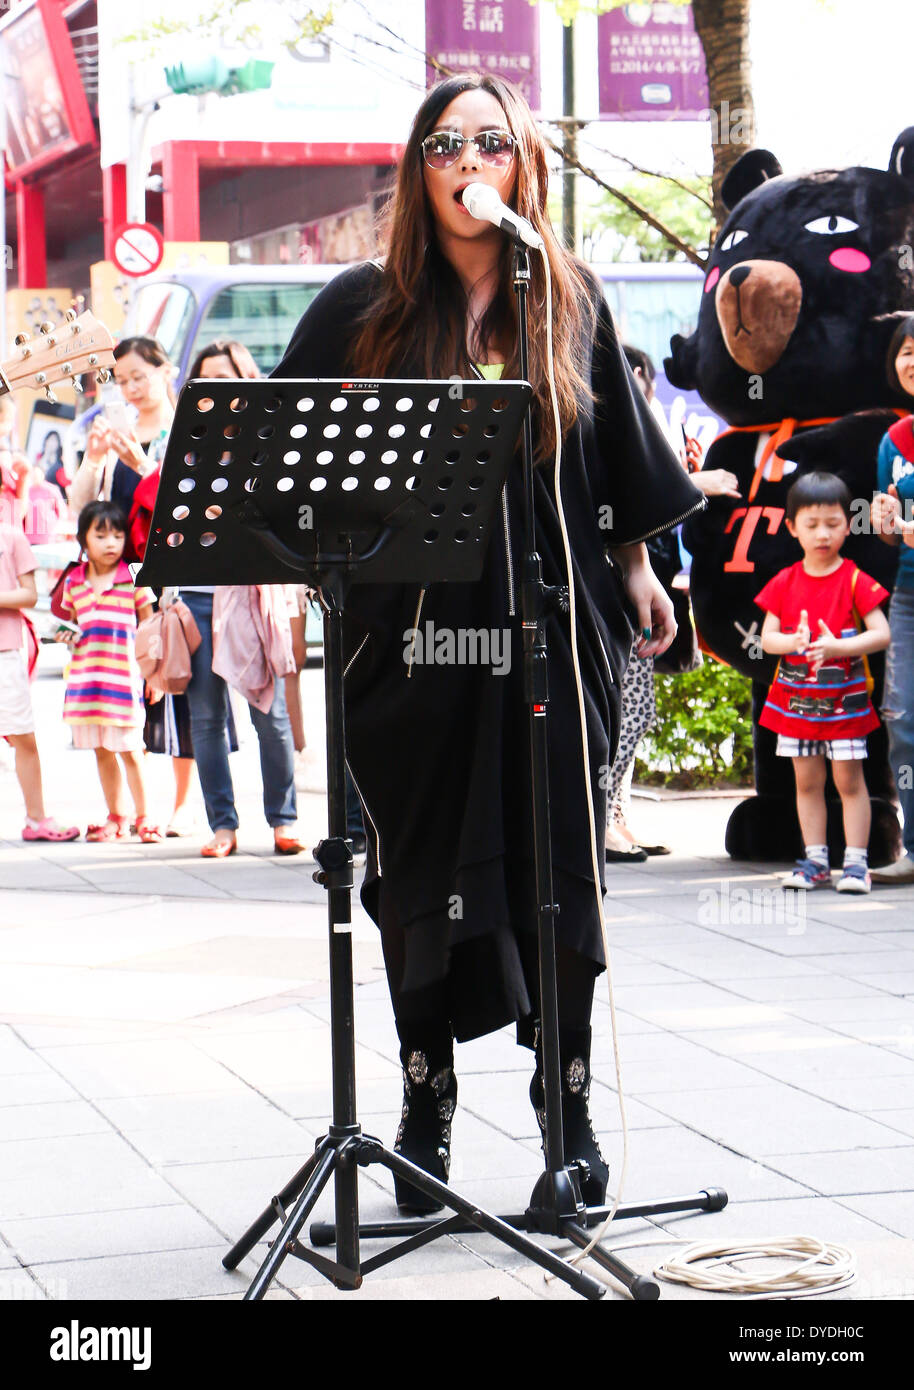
0,309,115,403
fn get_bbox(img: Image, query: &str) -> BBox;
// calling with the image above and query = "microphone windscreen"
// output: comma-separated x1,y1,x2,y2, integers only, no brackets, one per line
462,183,501,219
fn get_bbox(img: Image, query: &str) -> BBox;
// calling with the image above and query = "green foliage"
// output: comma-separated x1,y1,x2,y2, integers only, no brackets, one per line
119,2,334,55
586,172,712,261
635,659,754,788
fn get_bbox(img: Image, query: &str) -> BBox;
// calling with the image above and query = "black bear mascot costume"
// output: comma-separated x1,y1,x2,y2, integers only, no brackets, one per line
669,130,914,866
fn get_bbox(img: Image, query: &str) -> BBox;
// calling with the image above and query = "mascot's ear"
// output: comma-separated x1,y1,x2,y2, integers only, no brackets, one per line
889,128,914,185
664,332,700,392
720,149,783,212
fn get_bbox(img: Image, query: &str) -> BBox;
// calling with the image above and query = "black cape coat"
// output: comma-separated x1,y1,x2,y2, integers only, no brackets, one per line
274,262,703,1041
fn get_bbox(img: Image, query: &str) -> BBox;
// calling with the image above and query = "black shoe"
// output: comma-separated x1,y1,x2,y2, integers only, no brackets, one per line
605,844,648,863
392,1029,457,1214
529,1025,608,1207
349,831,367,866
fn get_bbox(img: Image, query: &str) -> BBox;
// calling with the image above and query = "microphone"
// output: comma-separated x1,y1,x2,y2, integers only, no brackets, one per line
461,183,544,250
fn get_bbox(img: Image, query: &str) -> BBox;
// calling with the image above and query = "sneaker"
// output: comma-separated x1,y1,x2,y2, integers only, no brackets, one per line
783,857,831,890
836,863,872,894
350,831,367,867
871,853,914,884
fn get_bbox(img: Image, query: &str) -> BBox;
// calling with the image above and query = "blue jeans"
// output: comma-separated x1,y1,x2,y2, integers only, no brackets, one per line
182,591,297,833
883,588,914,857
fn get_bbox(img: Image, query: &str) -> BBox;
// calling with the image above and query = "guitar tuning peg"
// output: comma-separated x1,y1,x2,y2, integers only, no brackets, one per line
65,308,77,322
96,368,111,384
39,321,54,335
73,378,84,394
44,387,58,404
14,331,29,345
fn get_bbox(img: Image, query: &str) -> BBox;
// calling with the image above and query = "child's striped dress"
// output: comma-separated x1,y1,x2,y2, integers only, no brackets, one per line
63,561,154,751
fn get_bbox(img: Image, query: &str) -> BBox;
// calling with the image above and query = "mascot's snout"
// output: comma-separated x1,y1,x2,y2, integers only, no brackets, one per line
715,260,803,374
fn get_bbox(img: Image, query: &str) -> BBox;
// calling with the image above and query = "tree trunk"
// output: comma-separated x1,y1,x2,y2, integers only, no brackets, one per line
691,0,756,233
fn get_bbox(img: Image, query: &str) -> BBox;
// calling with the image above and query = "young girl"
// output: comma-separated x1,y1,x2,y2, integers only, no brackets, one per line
1,521,79,842
60,501,161,842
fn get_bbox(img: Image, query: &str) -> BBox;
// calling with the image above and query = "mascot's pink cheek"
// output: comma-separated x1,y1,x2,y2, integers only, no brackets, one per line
829,247,871,273
704,266,721,293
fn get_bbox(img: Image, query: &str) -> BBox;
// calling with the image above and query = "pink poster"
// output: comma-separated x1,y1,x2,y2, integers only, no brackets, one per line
598,2,709,121
425,0,541,109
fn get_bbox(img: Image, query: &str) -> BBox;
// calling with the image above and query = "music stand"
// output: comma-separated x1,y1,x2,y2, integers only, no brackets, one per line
138,375,613,1300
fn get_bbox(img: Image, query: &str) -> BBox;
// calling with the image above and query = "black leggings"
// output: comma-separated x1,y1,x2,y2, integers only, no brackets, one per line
381,921,596,1045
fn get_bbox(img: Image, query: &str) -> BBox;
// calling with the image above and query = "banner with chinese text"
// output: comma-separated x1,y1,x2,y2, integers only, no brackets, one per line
425,1,540,109
598,2,709,121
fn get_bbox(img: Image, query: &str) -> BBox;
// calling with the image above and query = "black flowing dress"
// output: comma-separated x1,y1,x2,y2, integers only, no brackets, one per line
274,263,703,1042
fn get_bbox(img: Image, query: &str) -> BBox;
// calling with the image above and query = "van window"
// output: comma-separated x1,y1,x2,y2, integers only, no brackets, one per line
189,282,326,376
130,283,196,364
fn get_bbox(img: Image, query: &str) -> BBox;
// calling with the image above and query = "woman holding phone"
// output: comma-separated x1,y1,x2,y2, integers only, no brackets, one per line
68,337,199,836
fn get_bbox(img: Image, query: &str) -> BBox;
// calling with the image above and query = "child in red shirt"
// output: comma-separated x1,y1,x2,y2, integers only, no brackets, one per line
756,472,890,893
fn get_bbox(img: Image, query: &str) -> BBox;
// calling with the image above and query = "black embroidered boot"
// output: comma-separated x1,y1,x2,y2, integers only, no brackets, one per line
392,1028,457,1213
529,1025,609,1207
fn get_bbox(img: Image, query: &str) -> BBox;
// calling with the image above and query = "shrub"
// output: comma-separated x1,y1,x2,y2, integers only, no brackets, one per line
634,658,754,789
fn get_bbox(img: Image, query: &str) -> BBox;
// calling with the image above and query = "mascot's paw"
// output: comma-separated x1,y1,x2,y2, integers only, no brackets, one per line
725,795,902,868
725,795,803,863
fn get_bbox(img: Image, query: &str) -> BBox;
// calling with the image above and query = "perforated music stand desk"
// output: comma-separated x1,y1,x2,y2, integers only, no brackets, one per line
138,376,615,1301
138,377,529,589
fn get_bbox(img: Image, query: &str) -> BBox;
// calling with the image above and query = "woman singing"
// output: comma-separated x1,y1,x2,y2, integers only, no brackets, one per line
274,74,704,1211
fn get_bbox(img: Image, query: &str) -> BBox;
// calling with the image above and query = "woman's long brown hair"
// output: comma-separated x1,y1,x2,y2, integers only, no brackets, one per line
351,73,595,463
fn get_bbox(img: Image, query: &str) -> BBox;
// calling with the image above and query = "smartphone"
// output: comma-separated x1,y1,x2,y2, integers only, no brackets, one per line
103,402,132,433
53,619,80,640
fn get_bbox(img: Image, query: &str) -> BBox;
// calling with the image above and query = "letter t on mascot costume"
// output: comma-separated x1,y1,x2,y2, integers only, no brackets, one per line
668,131,914,867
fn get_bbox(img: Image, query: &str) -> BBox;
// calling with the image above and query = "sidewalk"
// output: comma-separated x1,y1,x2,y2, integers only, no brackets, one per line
1,654,914,1301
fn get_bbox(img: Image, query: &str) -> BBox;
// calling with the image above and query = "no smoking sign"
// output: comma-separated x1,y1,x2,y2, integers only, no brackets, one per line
112,222,165,278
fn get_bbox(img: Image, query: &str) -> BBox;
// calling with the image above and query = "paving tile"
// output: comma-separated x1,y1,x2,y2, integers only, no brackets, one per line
0,1100,112,1143
0,1071,81,1106
36,1039,249,1100
0,1027,48,1077
0,1133,182,1220
93,1092,320,1167
641,1084,911,1155
656,1194,900,1246
838,1192,914,1241
1,1204,223,1265
764,1146,914,1196
32,1246,249,1301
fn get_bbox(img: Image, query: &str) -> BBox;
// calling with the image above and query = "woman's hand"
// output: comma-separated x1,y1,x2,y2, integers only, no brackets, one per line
871,487,901,535
144,681,164,705
84,415,113,464
894,508,914,549
614,543,677,659
107,428,148,474
683,435,704,473
693,467,741,499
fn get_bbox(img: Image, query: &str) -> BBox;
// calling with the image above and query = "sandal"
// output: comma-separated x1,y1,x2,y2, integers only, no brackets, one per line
273,829,304,855
22,816,80,843
134,816,164,844
86,814,130,843
201,833,237,859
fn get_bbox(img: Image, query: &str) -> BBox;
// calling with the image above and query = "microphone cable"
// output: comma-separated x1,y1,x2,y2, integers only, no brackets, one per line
538,247,631,1260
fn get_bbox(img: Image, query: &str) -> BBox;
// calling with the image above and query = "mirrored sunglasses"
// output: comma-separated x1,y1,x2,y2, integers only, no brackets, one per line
421,129,517,170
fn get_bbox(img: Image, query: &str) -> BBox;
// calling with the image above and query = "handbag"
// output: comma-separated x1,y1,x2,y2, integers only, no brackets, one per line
49,561,80,621
135,596,202,694
646,528,701,676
